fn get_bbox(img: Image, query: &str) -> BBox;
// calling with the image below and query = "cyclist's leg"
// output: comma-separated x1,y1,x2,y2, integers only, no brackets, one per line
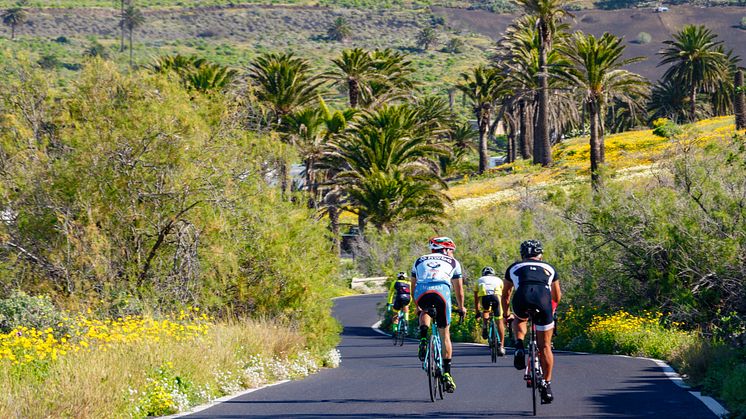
536,329,554,381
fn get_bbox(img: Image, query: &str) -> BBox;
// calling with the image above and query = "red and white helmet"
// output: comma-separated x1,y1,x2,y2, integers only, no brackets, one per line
429,236,456,251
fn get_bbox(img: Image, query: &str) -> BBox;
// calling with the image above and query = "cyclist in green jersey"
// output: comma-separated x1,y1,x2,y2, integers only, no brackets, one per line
387,272,412,327
474,266,506,356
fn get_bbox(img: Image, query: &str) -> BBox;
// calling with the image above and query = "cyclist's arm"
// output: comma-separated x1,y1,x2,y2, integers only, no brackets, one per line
474,289,480,313
551,280,561,311
501,279,513,318
387,280,396,305
453,277,465,314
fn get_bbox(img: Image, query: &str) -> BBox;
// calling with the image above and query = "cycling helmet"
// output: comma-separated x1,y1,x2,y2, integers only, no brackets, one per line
396,271,407,280
429,236,456,252
520,239,543,259
481,266,495,276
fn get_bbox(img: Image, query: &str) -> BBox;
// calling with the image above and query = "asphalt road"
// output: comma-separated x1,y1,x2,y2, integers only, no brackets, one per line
190,294,716,418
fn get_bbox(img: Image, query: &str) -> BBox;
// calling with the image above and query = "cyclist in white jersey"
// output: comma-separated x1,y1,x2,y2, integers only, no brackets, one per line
474,266,506,356
411,236,465,393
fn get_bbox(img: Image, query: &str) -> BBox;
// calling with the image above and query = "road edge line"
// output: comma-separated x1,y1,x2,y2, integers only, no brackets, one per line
369,320,728,417
162,380,292,418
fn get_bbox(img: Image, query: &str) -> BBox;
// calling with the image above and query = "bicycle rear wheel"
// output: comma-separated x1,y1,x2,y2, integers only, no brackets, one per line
489,320,497,363
428,336,438,402
530,344,537,416
400,321,408,346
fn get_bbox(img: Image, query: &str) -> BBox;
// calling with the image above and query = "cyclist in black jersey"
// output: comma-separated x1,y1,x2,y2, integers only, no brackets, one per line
501,240,562,404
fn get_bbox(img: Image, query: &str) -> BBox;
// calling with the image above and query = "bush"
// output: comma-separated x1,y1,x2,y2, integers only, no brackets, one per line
443,38,465,54
635,31,652,44
37,54,60,70
721,363,746,416
0,291,70,335
741,16,746,30
651,117,682,137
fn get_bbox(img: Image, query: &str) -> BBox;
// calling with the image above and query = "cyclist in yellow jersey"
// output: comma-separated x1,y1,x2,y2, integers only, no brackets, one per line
474,266,506,356
387,272,412,326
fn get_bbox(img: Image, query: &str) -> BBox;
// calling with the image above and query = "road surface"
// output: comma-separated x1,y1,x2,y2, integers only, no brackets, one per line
189,294,717,418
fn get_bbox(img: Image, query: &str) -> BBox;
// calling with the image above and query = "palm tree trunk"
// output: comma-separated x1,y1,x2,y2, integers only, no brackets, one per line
11,24,15,40
506,118,516,164
478,107,490,174
589,102,602,190
305,159,315,209
357,210,366,236
689,81,697,122
519,100,531,160
129,30,134,67
735,70,746,130
120,0,125,52
328,201,340,255
536,31,552,166
348,79,359,108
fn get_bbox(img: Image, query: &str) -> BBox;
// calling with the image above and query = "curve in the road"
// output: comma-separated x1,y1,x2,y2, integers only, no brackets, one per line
186,294,721,418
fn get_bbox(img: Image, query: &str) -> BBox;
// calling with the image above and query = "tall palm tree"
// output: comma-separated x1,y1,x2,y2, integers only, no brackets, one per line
497,16,574,162
513,0,572,166
736,69,746,130
2,3,27,41
456,65,503,174
709,47,740,117
658,25,728,122
362,48,416,107
561,32,649,189
247,52,324,126
122,5,144,67
325,48,376,108
116,0,129,52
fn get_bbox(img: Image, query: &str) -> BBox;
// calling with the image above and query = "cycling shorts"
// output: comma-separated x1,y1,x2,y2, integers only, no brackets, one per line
392,293,411,311
512,284,554,331
414,282,451,327
480,295,502,318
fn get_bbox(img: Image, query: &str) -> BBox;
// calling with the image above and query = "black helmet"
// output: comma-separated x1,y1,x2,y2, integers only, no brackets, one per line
396,271,407,280
481,266,495,276
520,240,543,259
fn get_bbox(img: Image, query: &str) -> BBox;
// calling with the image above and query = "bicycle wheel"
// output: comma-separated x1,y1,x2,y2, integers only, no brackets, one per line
530,343,537,416
489,320,497,363
428,335,438,402
399,321,407,346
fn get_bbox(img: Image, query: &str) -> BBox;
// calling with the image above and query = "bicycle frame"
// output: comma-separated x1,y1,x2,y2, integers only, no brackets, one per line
524,311,544,416
422,306,444,402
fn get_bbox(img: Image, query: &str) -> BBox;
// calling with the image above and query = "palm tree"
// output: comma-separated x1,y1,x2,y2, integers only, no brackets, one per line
247,52,324,125
513,0,572,166
648,79,695,123
327,16,352,42
122,5,144,67
116,0,129,52
361,48,416,107
185,63,238,93
561,32,649,189
709,47,740,117
439,121,477,175
2,3,27,41
416,27,438,51
325,104,449,232
736,69,746,130
325,48,376,108
658,25,728,122
457,65,503,174
83,40,110,59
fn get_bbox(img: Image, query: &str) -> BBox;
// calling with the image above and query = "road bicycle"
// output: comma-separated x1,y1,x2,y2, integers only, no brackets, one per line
392,309,408,346
523,309,545,416
422,306,445,402
482,309,504,363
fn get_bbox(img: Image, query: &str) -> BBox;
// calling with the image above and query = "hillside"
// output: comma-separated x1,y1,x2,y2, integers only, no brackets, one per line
448,116,743,210
1,3,743,88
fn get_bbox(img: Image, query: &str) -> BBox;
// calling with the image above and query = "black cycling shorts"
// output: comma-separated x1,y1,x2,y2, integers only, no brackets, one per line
512,284,554,331
416,292,448,327
393,294,411,311
480,295,501,317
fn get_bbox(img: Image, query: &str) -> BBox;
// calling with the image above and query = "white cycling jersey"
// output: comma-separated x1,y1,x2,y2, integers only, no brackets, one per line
411,253,463,287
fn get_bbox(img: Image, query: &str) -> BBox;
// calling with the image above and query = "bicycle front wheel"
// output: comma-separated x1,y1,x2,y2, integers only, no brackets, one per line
399,322,407,346
489,322,497,363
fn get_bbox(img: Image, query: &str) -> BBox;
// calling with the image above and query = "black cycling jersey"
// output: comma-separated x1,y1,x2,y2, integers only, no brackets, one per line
504,260,559,289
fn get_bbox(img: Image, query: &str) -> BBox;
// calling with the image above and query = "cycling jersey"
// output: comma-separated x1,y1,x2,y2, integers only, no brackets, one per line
411,253,463,287
412,253,463,327
387,279,412,311
505,260,559,331
474,275,503,297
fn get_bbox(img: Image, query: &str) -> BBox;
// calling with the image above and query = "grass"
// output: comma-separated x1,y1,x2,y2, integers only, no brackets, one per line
0,315,339,417
448,116,743,207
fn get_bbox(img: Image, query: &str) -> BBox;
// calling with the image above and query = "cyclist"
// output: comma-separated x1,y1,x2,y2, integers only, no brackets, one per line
501,239,561,404
387,271,412,327
474,266,506,356
412,236,466,393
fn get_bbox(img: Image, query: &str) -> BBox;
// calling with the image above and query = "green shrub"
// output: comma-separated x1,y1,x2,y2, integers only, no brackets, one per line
636,32,652,44
721,363,746,416
0,291,70,335
740,16,746,30
651,117,682,138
